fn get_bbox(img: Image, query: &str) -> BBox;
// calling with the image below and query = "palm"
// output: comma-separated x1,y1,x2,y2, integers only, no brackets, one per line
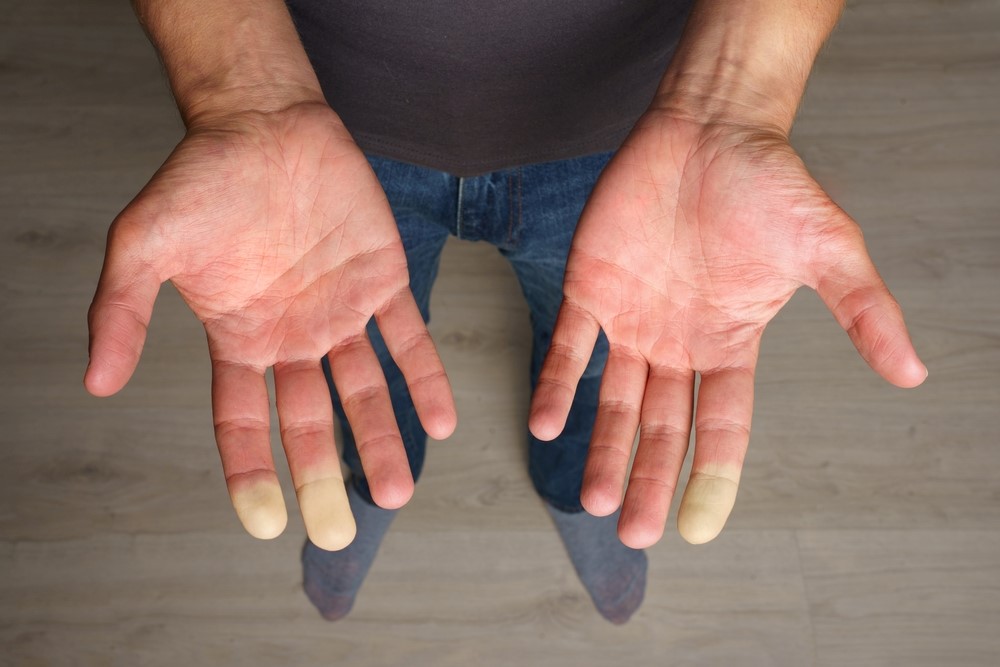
86,104,456,550
161,112,406,367
531,115,926,548
571,121,817,371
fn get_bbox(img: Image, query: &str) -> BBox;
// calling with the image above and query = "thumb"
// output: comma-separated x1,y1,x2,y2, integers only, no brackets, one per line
812,214,927,389
85,216,163,397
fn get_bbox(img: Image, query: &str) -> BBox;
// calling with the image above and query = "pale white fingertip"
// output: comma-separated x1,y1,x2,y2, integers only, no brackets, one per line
232,481,288,540
677,466,741,545
297,477,357,551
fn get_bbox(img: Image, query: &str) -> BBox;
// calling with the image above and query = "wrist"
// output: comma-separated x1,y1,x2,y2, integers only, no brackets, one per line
133,0,326,128
651,0,845,135
652,70,798,137
181,82,327,130
168,17,326,128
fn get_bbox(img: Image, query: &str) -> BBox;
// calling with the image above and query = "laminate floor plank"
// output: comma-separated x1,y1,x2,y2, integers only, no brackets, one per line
0,528,815,667
798,529,1000,667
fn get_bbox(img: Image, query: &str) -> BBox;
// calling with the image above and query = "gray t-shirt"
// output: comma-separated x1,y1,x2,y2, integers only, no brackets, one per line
286,0,694,175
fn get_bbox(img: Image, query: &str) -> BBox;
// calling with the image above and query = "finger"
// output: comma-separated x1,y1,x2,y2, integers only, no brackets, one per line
273,359,356,551
212,359,288,541
528,299,602,441
618,367,695,549
84,221,162,397
814,222,927,388
677,364,756,545
580,346,648,517
327,333,413,510
376,290,457,440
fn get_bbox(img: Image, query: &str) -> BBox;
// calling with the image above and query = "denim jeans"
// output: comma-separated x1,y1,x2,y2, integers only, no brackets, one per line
322,151,613,513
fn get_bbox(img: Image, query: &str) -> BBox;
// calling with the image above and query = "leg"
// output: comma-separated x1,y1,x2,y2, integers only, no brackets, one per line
501,152,646,624
303,155,454,620
499,152,613,511
330,156,455,501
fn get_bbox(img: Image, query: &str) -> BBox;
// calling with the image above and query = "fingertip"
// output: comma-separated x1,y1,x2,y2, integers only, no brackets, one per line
617,487,671,549
84,318,148,397
83,361,125,397
243,508,288,541
309,519,357,552
618,518,664,550
869,338,928,389
410,379,459,441
918,361,930,383
892,356,929,389
528,386,572,441
677,513,724,545
528,407,563,442
424,404,458,441
581,489,620,518
676,470,740,545
83,364,107,397
369,476,414,511
819,264,928,391
231,480,288,540
87,259,159,398
297,477,358,551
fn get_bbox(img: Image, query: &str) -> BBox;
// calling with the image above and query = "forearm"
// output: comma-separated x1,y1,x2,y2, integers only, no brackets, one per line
131,0,325,126
654,0,845,135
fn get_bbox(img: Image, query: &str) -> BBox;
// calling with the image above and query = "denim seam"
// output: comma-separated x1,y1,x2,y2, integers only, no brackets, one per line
505,172,514,245
517,167,523,241
456,176,465,240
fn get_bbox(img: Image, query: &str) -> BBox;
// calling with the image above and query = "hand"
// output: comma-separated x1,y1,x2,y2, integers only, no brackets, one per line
529,113,926,548
85,103,456,550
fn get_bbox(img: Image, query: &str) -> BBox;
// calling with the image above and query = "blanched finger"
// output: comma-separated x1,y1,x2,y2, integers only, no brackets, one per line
678,365,755,545
212,359,288,540
274,359,355,551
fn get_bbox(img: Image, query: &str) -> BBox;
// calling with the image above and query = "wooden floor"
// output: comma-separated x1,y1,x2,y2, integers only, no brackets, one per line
2,1,999,665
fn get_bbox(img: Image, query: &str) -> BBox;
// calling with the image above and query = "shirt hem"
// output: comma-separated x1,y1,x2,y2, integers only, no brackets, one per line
348,121,638,176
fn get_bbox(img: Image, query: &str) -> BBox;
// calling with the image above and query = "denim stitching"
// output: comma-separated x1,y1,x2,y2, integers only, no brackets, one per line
456,176,465,240
510,167,524,243
506,172,514,245
517,167,523,242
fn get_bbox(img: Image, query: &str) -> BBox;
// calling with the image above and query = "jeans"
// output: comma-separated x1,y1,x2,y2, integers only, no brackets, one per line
322,151,613,513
